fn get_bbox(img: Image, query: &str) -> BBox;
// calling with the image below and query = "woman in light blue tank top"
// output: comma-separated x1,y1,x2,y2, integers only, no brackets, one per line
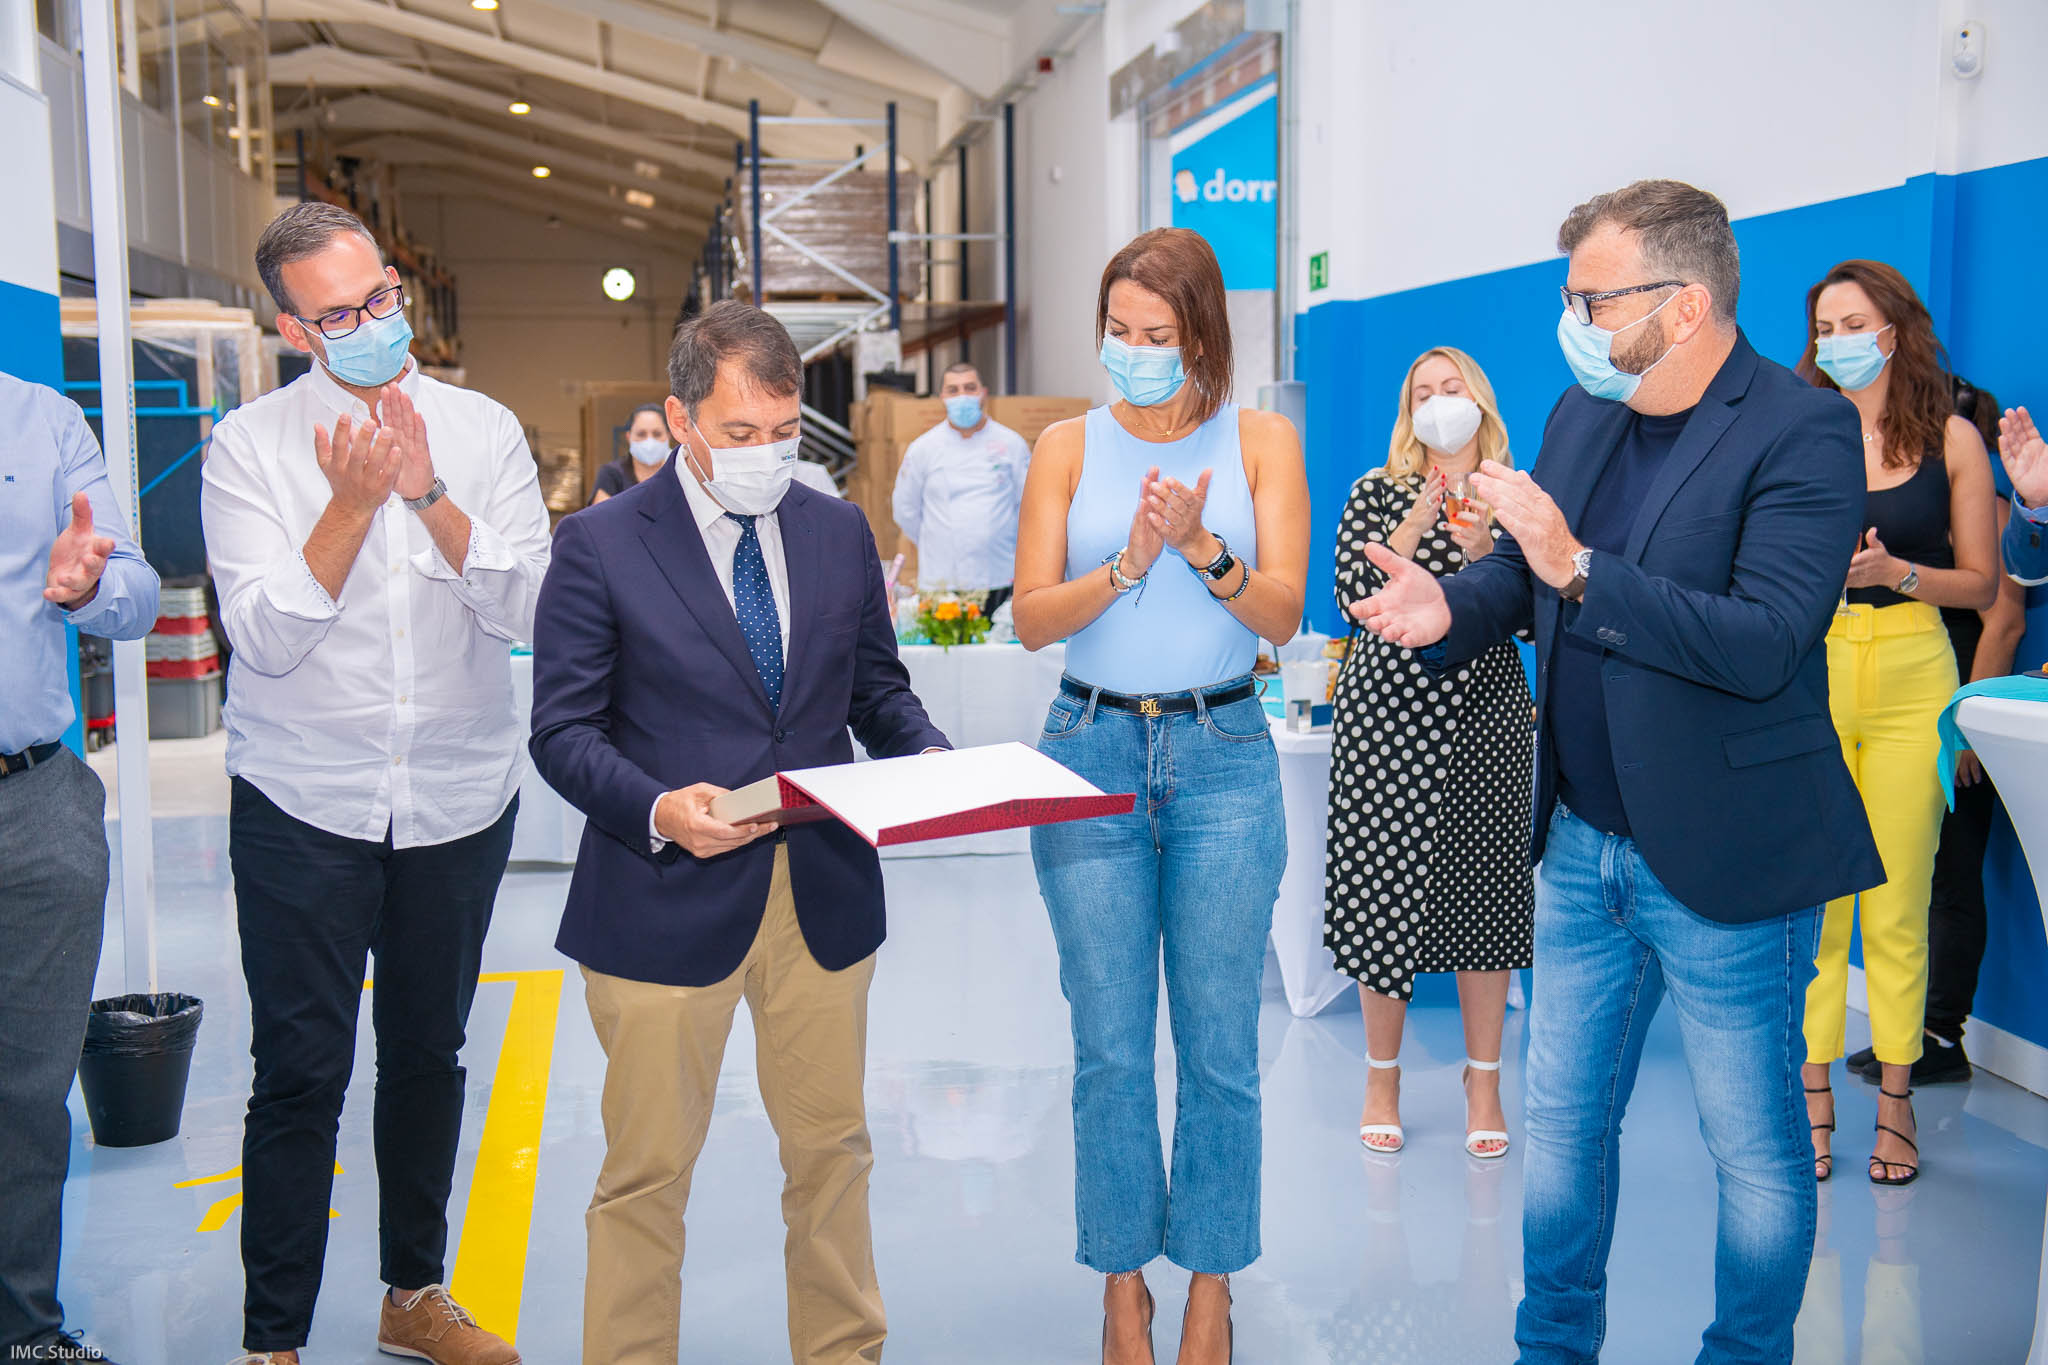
1011,228,1310,1362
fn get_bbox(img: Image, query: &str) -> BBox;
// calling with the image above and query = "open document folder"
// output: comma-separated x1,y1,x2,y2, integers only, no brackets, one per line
709,742,1135,847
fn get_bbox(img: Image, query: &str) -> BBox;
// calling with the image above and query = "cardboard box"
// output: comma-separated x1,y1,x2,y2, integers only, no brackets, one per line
579,382,670,504
987,395,1094,448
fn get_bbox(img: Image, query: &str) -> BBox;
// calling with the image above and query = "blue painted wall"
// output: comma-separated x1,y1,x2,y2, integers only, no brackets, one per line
1293,156,2048,1049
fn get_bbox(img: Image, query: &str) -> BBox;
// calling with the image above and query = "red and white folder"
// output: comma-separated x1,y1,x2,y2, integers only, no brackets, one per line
710,742,1134,847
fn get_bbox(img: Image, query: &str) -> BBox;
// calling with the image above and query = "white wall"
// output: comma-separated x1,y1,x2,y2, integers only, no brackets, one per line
409,193,689,450
1290,0,2048,308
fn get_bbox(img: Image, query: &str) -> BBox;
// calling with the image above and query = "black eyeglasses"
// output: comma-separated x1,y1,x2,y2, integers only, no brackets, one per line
293,283,406,339
1560,280,1684,327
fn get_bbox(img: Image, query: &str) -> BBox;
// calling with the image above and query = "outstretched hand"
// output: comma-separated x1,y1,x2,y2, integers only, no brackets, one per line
1349,542,1451,649
2000,406,2047,507
45,492,115,608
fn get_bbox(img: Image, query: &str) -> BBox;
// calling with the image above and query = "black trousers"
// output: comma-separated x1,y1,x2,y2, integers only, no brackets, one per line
1925,773,2000,1044
229,778,517,1351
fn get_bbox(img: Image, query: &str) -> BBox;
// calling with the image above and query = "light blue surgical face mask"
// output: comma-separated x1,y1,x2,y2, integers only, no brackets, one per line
1100,334,1187,407
944,393,983,429
318,306,415,389
1814,324,1894,392
1555,293,1677,404
628,437,670,466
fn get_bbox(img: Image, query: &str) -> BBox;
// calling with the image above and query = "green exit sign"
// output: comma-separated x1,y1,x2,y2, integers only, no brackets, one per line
1309,251,1329,292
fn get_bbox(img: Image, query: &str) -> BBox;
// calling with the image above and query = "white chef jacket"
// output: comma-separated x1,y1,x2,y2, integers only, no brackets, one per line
890,417,1031,590
200,361,552,847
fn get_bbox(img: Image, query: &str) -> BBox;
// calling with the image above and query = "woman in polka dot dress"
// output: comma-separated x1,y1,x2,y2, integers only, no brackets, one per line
1325,346,1534,1160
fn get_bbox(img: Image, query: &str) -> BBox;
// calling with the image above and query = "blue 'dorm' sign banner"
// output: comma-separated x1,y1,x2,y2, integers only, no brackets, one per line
1170,75,1277,291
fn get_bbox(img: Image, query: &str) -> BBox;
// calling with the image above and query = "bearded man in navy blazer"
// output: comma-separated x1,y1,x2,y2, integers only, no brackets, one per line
530,301,947,1365
1358,181,1884,1365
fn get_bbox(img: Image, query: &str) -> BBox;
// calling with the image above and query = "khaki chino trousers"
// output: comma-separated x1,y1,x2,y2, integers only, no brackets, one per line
581,843,884,1364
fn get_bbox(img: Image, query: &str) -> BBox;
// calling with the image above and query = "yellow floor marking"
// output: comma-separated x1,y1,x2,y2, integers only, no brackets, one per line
168,971,564,1345
177,1163,344,1232
448,969,563,1345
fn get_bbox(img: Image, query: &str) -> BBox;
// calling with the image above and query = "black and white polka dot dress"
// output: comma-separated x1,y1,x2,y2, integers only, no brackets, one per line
1324,470,1534,1001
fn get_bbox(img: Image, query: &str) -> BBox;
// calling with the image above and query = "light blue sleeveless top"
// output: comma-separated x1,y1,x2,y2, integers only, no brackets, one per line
1063,403,1259,694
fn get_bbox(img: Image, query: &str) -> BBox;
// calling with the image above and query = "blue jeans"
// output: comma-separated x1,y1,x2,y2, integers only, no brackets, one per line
1518,805,1820,1365
1029,679,1286,1275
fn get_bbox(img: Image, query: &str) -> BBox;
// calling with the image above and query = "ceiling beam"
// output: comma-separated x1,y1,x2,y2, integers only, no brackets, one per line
290,93,722,212
398,169,702,256
530,0,934,122
261,0,759,139
267,44,735,182
348,134,699,233
811,0,1008,100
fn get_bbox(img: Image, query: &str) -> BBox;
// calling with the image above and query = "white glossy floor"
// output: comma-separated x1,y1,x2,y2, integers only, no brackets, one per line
54,738,2048,1364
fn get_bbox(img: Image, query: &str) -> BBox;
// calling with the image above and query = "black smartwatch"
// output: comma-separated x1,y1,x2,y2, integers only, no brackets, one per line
1193,533,1237,582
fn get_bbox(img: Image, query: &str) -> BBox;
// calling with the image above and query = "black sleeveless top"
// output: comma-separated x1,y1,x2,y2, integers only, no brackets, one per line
1848,452,1952,608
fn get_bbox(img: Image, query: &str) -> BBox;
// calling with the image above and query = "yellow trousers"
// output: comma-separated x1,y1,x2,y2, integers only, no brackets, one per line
1804,601,1956,1067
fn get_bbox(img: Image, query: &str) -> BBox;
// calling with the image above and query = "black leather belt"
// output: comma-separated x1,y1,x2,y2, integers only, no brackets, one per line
0,742,63,779
1059,676,1258,717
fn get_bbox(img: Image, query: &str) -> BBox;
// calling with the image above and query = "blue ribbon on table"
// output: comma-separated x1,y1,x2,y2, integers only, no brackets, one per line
1936,673,2048,809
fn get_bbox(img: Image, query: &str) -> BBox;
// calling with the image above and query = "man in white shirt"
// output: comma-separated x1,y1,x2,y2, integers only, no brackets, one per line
199,202,548,1365
889,362,1030,610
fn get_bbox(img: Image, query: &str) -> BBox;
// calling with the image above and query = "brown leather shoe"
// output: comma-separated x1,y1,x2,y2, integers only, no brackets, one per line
377,1285,520,1364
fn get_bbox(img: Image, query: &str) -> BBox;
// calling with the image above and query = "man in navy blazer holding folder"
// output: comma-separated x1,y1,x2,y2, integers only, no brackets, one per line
1358,182,1883,1365
530,301,947,1365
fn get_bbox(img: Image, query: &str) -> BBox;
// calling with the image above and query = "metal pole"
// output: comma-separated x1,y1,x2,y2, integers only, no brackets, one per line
80,0,158,994
294,127,306,200
748,99,763,304
164,0,187,268
886,100,900,333
1002,101,1016,394
956,142,968,306
231,62,251,174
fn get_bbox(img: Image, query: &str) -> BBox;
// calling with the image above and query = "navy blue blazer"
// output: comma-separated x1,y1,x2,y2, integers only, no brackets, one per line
530,460,950,987
1438,333,1884,923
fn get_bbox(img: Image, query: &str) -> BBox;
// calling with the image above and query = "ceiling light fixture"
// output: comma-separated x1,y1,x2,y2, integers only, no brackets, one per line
507,100,531,115
531,164,551,178
201,93,222,107
471,0,499,10
620,215,649,231
623,188,656,210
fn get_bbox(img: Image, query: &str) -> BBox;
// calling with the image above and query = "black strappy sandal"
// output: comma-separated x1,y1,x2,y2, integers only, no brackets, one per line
1806,1083,1835,1183
1871,1086,1920,1186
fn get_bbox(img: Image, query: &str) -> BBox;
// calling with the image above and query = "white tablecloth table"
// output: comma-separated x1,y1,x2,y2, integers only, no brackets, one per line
1957,696,2048,1365
1268,722,1355,1017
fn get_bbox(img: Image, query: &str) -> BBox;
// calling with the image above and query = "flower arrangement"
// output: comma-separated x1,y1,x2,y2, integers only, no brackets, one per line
916,593,991,649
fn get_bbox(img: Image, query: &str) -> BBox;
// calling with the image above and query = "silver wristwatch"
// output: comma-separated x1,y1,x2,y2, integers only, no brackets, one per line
1894,563,1920,596
403,476,447,512
1561,547,1593,602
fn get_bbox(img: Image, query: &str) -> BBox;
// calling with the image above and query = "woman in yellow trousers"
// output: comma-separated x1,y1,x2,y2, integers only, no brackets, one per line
1795,261,1999,1188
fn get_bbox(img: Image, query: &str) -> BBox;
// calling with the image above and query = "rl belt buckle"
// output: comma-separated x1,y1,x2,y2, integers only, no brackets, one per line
1138,696,1163,718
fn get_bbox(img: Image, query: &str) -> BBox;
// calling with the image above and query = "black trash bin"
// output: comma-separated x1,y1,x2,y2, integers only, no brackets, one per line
77,993,204,1148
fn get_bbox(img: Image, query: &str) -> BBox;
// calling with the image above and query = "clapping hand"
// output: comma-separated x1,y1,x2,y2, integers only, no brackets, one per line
314,411,402,516
1400,468,1448,536
1122,464,1167,578
44,492,114,609
378,383,438,502
1469,466,1581,590
2000,406,2047,506
1151,468,1216,560
1349,542,1452,649
1844,527,1906,591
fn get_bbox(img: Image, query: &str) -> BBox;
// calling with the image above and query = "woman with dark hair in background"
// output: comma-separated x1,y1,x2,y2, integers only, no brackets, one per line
1014,227,1309,1365
1795,260,1999,1188
590,402,671,502
1843,375,2028,1088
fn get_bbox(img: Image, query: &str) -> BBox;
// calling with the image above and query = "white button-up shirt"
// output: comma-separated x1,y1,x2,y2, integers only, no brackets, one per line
200,362,552,847
890,417,1031,590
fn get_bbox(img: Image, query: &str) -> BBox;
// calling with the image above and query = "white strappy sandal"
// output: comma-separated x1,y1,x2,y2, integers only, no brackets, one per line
1464,1057,1511,1160
1358,1055,1404,1153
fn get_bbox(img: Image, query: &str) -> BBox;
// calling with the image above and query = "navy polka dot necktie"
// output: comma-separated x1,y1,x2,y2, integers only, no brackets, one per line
725,512,784,710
